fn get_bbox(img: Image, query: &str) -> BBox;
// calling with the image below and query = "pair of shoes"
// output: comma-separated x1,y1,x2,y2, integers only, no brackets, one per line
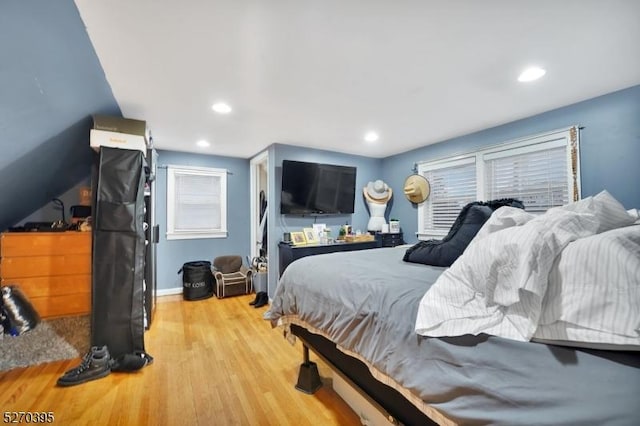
57,345,111,387
254,292,268,308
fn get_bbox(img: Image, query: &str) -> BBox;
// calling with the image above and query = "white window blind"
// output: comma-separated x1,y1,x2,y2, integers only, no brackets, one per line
167,165,227,240
484,142,568,213
417,127,579,239
420,157,477,235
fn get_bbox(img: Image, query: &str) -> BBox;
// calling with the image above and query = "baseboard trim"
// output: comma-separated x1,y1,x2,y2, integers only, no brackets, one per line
157,287,183,297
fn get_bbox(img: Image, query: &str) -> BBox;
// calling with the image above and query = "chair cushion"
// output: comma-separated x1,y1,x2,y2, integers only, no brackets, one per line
213,255,242,273
215,272,246,282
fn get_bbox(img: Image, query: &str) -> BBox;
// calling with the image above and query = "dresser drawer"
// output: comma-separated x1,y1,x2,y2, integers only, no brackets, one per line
379,232,404,247
1,274,91,297
0,254,91,279
29,292,91,319
0,232,91,257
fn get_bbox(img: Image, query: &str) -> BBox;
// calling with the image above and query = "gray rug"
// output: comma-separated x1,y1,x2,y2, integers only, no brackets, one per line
0,316,90,372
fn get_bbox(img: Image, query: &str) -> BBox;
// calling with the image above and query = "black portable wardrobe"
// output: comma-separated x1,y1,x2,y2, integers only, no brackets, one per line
91,147,148,361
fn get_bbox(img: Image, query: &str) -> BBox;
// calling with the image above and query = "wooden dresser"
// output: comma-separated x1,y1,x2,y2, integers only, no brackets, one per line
0,232,91,319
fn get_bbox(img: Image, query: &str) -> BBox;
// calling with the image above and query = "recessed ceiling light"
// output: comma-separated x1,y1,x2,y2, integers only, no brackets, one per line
196,140,210,148
364,131,379,142
518,67,546,82
211,102,232,114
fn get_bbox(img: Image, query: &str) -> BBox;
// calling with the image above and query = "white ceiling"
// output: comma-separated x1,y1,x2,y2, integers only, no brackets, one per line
75,0,640,159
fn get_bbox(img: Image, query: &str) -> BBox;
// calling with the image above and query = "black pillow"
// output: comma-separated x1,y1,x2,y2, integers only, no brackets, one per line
403,198,524,267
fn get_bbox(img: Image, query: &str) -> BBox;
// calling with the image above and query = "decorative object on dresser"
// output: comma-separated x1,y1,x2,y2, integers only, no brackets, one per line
363,179,392,232
344,233,375,243
0,231,91,319
302,227,318,245
290,231,307,246
312,223,327,243
376,232,404,247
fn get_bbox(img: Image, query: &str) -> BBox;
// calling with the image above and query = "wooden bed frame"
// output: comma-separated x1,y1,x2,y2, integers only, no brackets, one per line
291,324,438,425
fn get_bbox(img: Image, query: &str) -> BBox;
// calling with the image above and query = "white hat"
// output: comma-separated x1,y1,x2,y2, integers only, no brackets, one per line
364,180,391,203
403,175,430,204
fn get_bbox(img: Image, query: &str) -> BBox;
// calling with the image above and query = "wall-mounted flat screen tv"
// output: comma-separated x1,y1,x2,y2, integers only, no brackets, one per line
280,160,357,215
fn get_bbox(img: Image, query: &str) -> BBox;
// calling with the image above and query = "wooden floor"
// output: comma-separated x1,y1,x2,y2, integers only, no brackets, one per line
0,294,361,426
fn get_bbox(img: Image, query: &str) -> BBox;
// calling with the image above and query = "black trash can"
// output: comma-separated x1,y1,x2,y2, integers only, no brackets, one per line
179,261,214,301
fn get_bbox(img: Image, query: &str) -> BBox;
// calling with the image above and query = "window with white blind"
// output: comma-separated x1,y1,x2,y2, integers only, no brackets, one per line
417,127,580,239
166,165,227,240
419,157,477,233
484,140,569,213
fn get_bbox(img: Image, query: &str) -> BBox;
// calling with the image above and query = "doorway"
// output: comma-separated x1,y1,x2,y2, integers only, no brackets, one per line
250,151,269,262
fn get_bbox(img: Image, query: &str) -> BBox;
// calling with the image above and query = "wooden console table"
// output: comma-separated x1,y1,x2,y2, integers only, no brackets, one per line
0,231,91,319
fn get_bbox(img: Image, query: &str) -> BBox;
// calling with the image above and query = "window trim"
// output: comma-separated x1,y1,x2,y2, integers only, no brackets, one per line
417,126,580,240
166,165,228,240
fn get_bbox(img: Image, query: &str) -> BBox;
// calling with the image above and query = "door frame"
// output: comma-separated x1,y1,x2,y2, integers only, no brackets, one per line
249,150,269,262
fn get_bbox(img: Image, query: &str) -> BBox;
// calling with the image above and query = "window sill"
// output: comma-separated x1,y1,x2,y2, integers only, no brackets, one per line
166,231,228,240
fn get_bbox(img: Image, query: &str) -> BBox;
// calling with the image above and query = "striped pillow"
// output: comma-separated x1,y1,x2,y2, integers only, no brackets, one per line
550,190,635,234
534,224,640,350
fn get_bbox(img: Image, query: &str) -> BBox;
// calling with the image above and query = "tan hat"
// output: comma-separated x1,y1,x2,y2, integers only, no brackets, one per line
364,180,392,203
403,175,430,204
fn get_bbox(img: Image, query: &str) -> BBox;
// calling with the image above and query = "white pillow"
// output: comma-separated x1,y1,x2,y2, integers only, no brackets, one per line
551,190,635,233
534,224,640,350
593,190,637,232
415,206,599,341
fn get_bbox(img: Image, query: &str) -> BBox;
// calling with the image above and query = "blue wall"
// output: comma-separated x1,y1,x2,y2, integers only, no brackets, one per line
382,85,640,243
18,178,91,226
266,143,383,296
155,150,251,292
0,1,120,231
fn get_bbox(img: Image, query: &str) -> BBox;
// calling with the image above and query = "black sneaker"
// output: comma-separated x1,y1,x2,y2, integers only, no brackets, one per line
56,345,111,387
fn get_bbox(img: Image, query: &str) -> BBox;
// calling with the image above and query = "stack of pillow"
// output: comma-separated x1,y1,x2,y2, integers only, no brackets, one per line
413,190,640,351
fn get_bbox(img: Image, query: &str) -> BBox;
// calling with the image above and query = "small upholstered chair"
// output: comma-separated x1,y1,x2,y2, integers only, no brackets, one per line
212,255,253,298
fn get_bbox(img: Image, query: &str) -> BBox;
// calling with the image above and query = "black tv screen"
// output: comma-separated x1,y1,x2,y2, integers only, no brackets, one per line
280,160,357,215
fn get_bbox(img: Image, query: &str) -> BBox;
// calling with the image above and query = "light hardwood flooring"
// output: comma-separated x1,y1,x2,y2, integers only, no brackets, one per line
0,294,361,425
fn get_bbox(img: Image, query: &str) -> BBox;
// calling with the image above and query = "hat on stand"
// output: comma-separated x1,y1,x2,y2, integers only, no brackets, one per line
364,180,392,204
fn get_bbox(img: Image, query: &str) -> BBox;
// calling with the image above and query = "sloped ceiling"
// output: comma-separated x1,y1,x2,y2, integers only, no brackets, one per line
75,0,640,158
0,0,120,231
